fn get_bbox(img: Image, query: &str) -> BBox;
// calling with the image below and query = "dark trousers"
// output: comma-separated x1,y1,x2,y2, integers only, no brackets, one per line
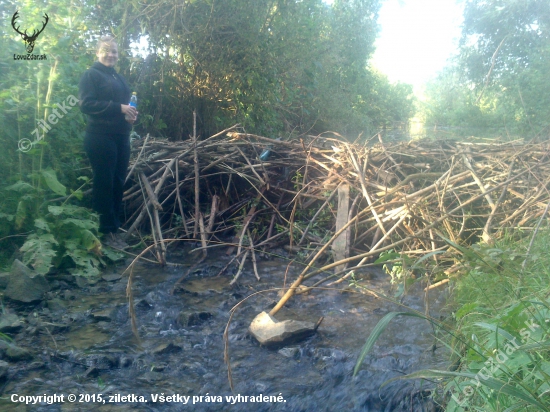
84,131,130,234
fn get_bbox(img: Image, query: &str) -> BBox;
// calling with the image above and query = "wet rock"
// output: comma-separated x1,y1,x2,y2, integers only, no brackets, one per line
48,280,62,290
74,276,88,288
4,259,50,303
0,360,9,379
0,313,22,333
92,308,115,322
120,356,133,368
5,345,33,361
0,272,11,289
177,311,212,327
249,311,316,348
278,347,300,359
62,290,77,300
102,272,122,282
47,298,67,313
55,274,77,284
151,342,182,355
135,298,153,311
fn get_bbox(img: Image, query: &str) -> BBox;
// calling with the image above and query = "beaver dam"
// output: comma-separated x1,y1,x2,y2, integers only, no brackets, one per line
122,127,550,289
3,128,550,411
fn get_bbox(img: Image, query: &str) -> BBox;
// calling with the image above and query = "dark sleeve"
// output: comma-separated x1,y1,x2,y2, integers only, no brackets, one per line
78,70,121,118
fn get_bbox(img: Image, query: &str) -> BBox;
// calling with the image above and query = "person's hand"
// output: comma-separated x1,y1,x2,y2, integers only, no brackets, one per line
121,104,138,123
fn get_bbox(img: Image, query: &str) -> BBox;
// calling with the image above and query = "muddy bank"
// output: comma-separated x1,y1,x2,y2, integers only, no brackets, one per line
0,247,448,411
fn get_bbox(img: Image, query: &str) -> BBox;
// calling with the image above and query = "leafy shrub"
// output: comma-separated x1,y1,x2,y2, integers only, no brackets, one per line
20,204,103,277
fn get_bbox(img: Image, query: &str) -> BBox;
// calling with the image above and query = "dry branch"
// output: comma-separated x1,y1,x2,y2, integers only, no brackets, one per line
122,128,550,311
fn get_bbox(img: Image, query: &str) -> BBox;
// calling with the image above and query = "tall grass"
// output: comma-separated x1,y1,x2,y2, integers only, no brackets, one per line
353,228,550,411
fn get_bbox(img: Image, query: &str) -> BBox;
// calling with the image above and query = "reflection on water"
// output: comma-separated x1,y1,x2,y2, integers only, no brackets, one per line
0,248,448,411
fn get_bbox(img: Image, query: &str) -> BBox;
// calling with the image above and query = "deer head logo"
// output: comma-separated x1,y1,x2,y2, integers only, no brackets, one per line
11,11,49,54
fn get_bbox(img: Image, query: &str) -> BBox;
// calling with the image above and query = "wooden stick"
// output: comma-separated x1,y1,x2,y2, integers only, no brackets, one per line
270,165,535,315
153,206,166,265
124,158,176,239
346,144,387,235
206,195,219,236
424,279,449,291
139,172,163,211
229,250,250,285
247,229,260,281
125,133,150,184
193,110,200,239
175,156,190,237
198,212,207,258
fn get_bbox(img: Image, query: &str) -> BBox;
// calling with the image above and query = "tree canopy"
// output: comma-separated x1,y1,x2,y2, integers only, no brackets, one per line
0,0,416,265
421,0,550,136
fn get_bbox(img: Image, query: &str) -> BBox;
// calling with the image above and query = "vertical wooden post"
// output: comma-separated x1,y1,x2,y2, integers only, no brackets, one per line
332,184,350,273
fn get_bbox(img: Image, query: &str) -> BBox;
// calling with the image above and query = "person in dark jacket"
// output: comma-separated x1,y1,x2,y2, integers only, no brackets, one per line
79,36,137,249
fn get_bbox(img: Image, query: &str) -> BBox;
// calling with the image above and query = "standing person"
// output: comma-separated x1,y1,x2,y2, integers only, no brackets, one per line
79,36,137,249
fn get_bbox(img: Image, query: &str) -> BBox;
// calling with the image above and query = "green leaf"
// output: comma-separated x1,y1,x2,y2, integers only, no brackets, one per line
15,200,27,229
71,189,83,200
0,213,14,222
80,229,101,251
101,246,125,262
64,248,102,278
381,369,546,410
48,206,64,216
41,168,67,196
353,311,432,376
455,302,478,320
34,218,51,232
411,250,446,269
4,181,34,193
473,322,516,341
518,340,550,351
374,251,401,264
60,218,98,230
20,233,58,275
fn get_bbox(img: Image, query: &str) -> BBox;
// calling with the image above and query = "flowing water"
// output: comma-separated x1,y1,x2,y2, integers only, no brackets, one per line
0,246,449,411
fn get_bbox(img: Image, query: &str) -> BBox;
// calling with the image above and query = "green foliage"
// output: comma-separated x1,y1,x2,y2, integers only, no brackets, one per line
375,249,423,297
0,0,418,270
354,229,550,411
439,230,550,411
420,0,550,136
108,0,414,138
20,204,103,277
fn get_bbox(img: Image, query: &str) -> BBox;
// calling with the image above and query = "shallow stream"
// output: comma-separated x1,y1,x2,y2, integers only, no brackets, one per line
0,245,449,411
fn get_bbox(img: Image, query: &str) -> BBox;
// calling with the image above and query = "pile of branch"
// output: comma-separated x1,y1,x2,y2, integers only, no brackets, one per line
122,125,550,307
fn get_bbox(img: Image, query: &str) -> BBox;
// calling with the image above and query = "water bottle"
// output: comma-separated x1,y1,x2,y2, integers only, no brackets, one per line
125,92,137,121
129,92,137,108
259,137,281,161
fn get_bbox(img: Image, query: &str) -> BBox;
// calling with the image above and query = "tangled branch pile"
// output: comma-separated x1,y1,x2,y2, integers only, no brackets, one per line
122,125,550,300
